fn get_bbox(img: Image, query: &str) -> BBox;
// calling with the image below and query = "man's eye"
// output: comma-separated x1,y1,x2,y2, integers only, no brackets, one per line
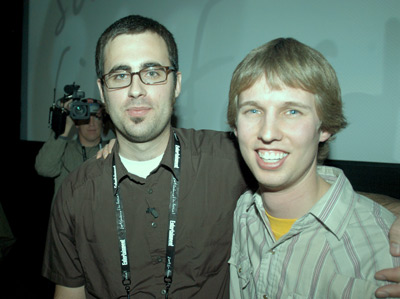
287,109,299,115
110,72,129,81
144,69,162,78
117,73,130,80
247,109,260,114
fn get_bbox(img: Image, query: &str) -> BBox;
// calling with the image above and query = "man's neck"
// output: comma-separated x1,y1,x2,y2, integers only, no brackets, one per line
79,136,101,147
260,169,331,219
117,128,171,161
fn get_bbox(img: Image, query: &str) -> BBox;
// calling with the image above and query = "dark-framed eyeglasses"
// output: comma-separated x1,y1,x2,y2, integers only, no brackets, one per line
102,66,176,89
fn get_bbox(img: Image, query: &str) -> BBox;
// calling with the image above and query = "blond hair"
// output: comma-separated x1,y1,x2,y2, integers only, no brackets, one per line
227,38,347,162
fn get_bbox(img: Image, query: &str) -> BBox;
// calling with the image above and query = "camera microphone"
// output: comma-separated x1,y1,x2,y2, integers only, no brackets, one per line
64,83,80,95
146,208,159,219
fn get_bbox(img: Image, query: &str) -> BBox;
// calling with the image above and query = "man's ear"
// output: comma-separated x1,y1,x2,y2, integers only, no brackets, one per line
319,130,331,142
97,79,105,104
97,79,110,113
174,72,182,99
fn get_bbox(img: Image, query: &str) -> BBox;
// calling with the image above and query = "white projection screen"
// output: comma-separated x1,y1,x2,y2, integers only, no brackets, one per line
22,0,400,163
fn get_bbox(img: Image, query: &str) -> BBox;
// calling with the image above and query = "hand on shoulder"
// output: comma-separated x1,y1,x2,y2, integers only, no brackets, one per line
96,139,116,159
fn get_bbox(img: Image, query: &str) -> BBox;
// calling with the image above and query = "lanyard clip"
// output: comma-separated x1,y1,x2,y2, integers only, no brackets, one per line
164,276,172,299
122,278,131,298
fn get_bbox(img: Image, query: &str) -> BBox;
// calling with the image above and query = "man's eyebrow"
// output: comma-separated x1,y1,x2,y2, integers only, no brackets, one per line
107,64,131,74
282,101,312,110
107,62,163,74
238,100,261,109
142,62,163,68
238,100,312,111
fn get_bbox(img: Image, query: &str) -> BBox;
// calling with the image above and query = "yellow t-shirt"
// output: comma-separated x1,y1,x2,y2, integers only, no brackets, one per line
265,211,297,240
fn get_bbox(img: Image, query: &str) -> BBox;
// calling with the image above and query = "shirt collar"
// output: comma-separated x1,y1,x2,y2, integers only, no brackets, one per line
245,166,356,240
110,128,179,183
158,128,181,180
306,166,356,240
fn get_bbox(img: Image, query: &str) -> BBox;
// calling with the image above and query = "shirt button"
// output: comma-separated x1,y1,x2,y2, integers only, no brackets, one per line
157,256,163,263
269,249,275,254
161,289,167,295
263,296,268,299
151,222,157,228
148,188,153,194
238,267,242,273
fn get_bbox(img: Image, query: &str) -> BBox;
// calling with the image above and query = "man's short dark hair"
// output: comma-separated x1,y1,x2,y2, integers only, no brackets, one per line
95,15,179,80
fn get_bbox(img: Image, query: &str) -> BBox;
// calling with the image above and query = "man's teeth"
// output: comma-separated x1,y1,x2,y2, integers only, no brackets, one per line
258,151,288,162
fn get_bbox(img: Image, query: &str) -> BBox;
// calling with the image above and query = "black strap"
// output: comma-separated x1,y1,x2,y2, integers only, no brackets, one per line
112,132,181,298
81,139,103,161
112,158,131,297
164,132,181,297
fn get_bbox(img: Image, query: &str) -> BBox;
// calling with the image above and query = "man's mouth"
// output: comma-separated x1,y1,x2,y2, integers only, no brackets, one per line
257,150,288,163
126,107,151,117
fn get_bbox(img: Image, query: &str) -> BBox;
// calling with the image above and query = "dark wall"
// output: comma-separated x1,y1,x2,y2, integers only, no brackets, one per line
1,1,54,297
325,159,400,199
1,141,55,298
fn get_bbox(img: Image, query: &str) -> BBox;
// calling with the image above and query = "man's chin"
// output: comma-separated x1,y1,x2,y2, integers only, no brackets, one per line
131,117,145,125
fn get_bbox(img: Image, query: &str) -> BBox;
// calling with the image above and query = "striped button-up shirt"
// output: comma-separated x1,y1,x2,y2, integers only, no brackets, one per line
229,166,400,299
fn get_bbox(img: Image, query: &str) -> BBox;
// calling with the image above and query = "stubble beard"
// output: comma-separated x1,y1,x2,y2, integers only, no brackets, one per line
104,87,175,144
116,106,172,144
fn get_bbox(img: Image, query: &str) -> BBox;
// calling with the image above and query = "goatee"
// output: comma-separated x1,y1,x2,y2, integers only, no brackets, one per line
131,117,145,124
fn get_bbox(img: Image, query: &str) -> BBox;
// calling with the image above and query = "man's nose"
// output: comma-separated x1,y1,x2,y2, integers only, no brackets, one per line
258,114,282,143
127,73,147,98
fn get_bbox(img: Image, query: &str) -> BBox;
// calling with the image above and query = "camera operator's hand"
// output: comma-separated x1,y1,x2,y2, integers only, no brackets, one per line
60,100,75,138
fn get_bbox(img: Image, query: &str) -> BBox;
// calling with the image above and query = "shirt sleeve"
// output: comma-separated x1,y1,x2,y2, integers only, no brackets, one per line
42,180,85,287
229,251,243,299
35,132,69,178
228,202,245,299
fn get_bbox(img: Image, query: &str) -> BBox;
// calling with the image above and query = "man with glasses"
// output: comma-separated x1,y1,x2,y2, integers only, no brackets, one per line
42,15,400,299
42,15,252,298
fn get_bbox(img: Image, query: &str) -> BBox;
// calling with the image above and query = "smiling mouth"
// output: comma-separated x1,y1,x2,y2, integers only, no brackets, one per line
257,150,288,163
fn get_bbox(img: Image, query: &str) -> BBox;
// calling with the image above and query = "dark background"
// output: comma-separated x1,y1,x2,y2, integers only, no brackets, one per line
1,2,399,298
1,2,54,298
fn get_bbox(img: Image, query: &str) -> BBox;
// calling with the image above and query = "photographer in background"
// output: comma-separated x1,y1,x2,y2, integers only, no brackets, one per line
35,97,110,198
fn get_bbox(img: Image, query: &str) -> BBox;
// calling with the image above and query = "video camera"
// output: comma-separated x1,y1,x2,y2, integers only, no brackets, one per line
63,83,102,120
49,83,103,138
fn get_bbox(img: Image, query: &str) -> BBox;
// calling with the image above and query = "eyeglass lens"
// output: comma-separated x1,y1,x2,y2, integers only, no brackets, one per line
105,67,170,88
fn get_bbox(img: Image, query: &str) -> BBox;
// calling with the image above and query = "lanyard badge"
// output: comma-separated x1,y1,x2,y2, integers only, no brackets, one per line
112,132,181,298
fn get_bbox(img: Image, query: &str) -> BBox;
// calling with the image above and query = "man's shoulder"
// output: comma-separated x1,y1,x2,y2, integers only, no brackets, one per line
352,192,397,223
61,153,111,191
327,190,397,243
174,128,239,156
318,166,396,225
175,127,233,141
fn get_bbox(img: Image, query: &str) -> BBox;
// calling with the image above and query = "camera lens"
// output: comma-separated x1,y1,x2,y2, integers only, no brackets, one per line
74,105,87,116
70,101,90,120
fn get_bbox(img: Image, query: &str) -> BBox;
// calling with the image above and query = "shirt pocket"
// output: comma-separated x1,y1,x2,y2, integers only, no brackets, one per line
229,255,253,292
236,258,252,289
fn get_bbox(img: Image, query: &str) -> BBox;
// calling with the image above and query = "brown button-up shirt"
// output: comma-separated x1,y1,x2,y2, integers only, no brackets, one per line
42,128,253,298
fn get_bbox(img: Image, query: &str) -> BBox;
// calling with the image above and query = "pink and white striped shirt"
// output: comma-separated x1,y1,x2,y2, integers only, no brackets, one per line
229,166,400,299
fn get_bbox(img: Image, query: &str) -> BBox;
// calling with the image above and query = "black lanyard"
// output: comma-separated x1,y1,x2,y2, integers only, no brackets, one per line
81,140,103,161
112,132,181,299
